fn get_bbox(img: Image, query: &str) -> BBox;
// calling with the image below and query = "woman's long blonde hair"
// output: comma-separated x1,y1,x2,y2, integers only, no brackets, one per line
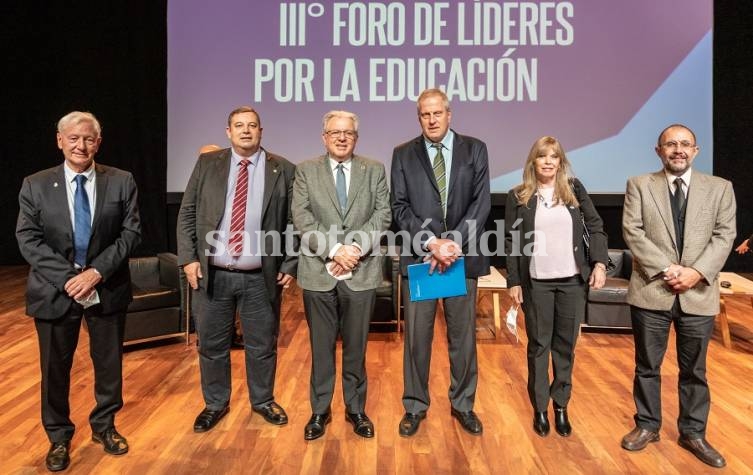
513,136,579,207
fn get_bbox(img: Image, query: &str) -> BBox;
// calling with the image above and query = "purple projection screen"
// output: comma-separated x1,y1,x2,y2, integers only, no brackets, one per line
168,1,712,192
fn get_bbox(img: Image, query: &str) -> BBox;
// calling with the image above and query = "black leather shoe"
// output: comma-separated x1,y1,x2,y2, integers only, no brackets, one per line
346,412,374,438
553,404,572,437
533,411,550,437
92,427,128,455
45,441,70,472
398,411,426,437
451,408,483,435
621,426,659,451
678,436,726,468
253,401,288,426
193,406,230,433
304,413,332,440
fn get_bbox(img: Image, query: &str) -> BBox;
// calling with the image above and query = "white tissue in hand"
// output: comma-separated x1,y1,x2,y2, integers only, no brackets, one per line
506,305,519,342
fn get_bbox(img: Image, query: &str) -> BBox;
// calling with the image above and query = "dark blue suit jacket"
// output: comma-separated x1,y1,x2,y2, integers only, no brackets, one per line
16,163,141,319
390,130,491,278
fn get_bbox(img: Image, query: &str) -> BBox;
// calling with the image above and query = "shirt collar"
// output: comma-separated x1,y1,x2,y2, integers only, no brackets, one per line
64,161,96,183
664,167,692,187
329,156,352,171
231,148,263,166
424,129,454,152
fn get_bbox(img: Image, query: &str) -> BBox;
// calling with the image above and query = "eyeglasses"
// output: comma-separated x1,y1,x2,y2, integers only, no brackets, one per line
325,129,357,140
660,140,696,150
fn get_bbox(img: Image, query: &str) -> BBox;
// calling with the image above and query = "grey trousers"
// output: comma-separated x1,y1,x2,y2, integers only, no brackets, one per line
402,278,479,413
193,268,279,410
302,282,375,414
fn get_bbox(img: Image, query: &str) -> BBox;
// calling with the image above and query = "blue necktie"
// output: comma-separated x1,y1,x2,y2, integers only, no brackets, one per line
335,163,347,212
74,174,91,267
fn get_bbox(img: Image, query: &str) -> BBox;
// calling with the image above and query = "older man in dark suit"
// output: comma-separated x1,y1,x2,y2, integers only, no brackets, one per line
16,111,141,471
177,106,297,433
391,88,491,437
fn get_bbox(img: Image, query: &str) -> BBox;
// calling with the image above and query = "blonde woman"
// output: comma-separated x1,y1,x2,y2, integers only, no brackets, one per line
504,136,608,437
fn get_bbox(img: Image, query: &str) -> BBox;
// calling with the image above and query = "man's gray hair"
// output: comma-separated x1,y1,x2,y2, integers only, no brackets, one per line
57,111,102,136
321,110,359,133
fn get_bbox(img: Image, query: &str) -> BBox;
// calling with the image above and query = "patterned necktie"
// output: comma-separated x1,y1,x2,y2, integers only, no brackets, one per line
672,177,686,210
432,143,447,212
73,174,91,267
228,159,250,256
335,163,347,212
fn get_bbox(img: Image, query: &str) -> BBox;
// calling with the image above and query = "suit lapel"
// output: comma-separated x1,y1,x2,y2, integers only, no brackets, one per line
319,156,341,214
684,172,708,234
447,132,465,197
208,150,232,227
344,156,365,218
91,164,108,232
261,150,281,220
51,165,74,239
414,138,439,194
647,171,678,248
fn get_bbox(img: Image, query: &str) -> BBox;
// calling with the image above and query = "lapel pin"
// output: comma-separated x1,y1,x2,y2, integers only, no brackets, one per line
53,182,59,187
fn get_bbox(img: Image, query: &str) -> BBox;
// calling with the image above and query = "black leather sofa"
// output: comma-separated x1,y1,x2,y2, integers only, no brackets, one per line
584,249,633,329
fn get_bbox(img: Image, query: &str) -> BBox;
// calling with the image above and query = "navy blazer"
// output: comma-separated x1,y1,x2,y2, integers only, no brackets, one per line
16,163,142,319
504,178,608,289
391,130,491,278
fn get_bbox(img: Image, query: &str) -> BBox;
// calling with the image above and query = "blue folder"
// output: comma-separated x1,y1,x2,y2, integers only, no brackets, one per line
407,258,467,302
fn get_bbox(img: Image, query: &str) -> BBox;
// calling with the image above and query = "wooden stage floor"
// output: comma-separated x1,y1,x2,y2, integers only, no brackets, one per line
1,265,752,474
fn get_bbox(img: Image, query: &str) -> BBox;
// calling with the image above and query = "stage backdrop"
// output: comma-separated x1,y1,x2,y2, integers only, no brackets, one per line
168,0,712,193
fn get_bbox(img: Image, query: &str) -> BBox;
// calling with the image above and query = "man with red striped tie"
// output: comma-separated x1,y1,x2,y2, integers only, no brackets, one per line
177,106,297,433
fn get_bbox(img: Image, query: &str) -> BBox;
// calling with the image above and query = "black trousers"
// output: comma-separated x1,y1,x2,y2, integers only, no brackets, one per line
522,276,586,412
34,304,126,443
302,282,375,414
630,301,715,438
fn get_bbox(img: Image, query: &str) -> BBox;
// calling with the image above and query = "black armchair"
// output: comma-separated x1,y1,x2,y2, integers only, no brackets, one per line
370,246,401,331
584,249,633,329
124,253,187,345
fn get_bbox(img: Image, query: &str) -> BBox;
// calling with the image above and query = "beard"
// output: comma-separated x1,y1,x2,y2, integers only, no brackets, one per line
663,156,690,174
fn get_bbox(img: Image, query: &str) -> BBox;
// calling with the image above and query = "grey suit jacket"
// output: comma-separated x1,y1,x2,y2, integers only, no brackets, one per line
622,170,736,315
16,163,142,319
292,155,391,292
176,148,297,300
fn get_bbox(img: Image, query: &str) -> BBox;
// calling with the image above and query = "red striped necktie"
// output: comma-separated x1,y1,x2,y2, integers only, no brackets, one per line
228,159,250,256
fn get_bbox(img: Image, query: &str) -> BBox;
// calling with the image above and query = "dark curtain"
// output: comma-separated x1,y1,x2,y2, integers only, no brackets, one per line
1,1,751,272
1,1,167,263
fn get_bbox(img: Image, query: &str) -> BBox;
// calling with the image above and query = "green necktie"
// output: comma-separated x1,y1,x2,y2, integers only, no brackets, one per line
432,143,446,213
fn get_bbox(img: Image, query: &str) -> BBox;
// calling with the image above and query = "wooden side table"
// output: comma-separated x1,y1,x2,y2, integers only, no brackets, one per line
717,272,753,349
477,267,508,337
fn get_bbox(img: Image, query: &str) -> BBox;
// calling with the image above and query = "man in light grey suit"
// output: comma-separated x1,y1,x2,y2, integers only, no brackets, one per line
177,106,297,433
620,124,736,468
292,110,391,440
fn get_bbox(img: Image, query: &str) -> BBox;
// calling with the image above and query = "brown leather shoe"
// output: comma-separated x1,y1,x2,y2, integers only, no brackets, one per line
621,427,659,451
678,436,726,468
92,427,128,455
